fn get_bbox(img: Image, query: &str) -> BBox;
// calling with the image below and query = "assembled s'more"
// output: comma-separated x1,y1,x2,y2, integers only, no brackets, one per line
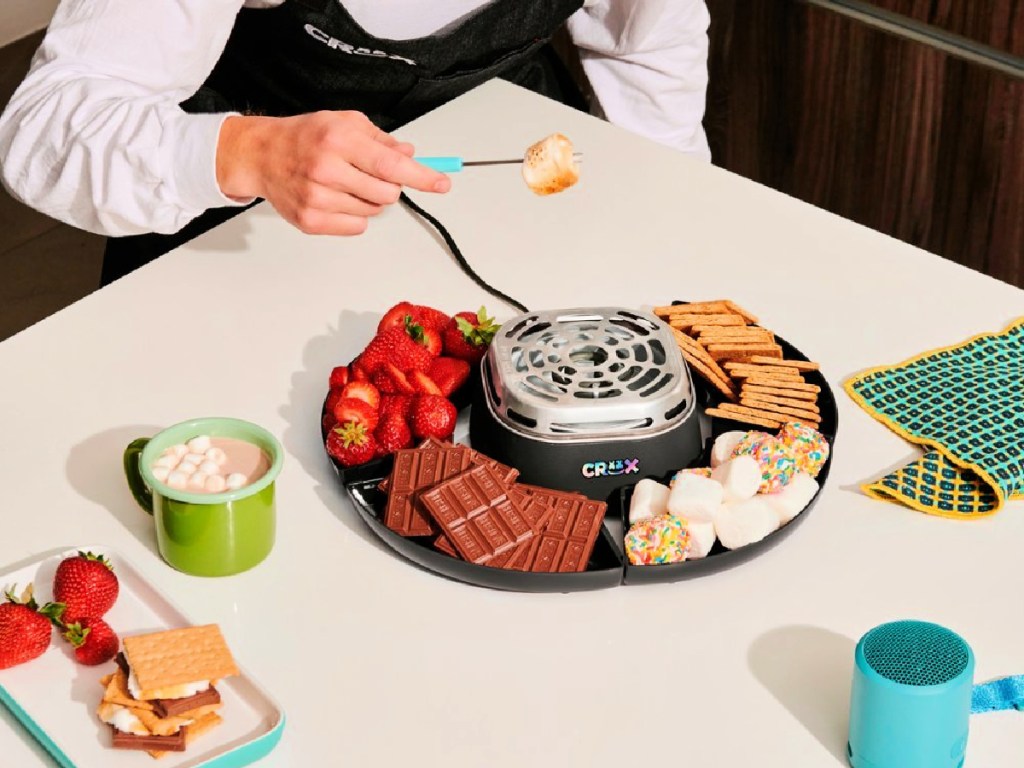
96,624,238,759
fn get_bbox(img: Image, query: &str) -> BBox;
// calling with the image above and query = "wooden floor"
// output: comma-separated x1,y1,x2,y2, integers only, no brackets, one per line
0,31,105,342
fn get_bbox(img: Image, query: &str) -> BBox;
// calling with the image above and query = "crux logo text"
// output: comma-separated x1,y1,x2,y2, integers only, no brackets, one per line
581,459,639,478
304,24,417,66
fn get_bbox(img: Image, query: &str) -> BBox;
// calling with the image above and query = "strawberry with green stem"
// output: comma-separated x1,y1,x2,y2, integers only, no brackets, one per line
62,617,119,666
443,307,499,364
0,585,59,670
53,551,119,624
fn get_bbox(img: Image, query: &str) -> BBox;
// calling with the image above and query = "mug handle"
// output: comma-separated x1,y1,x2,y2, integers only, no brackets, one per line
124,438,154,515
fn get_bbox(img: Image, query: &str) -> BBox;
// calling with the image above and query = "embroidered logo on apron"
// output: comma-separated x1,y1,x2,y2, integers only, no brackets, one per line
304,24,417,66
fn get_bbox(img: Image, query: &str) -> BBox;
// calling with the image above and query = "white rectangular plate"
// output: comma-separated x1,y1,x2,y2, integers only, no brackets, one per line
0,546,285,768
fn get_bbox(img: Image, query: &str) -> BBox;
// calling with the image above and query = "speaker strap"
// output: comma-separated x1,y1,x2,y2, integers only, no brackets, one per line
972,675,1024,714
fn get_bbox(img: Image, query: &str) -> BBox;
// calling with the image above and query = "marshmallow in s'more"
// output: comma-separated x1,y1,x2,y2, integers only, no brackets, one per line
522,133,579,195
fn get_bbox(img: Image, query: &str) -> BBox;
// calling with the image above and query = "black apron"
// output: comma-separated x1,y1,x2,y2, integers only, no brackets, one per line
100,0,586,285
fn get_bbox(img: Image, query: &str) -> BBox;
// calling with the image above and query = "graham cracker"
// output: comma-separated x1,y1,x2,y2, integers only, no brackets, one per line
123,625,238,700
706,343,783,362
669,327,736,400
668,314,746,331
695,327,773,342
102,669,155,711
723,362,803,379
722,300,759,324
705,407,781,430
739,391,820,412
740,398,821,424
749,356,819,371
653,301,730,317
743,384,819,401
743,377,820,393
718,403,807,427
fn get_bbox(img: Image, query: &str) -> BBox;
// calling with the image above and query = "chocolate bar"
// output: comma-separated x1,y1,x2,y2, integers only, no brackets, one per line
111,725,187,752
384,445,475,536
380,439,518,494
419,464,533,564
527,494,607,573
153,685,221,718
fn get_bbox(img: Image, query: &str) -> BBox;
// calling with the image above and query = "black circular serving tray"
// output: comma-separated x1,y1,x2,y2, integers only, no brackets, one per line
323,306,838,592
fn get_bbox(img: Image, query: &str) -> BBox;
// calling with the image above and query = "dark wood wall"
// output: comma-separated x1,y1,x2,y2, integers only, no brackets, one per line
704,0,1024,287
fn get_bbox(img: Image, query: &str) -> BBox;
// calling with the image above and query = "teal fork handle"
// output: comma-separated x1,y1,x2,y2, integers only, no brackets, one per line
415,156,463,173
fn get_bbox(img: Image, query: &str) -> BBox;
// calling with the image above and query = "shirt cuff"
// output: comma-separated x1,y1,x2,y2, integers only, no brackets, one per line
169,111,255,211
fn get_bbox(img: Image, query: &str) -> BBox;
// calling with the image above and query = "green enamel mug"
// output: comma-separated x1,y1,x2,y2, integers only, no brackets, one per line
123,417,283,577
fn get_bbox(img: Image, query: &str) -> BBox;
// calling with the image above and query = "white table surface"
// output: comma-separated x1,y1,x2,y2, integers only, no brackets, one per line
2,79,1024,767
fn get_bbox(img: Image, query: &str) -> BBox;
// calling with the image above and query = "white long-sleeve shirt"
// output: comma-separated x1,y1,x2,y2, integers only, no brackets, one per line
0,0,711,238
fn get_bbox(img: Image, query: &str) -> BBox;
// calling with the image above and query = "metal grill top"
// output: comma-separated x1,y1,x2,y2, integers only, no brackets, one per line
481,307,694,438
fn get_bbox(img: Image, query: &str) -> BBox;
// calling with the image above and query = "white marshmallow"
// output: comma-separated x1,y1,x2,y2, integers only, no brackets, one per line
183,453,206,465
154,454,178,469
711,431,747,468
199,460,220,475
714,497,780,550
686,519,717,558
205,474,227,492
765,473,819,524
166,471,189,490
176,461,198,476
187,435,212,453
205,447,228,465
667,474,724,523
226,473,248,490
711,456,762,502
628,479,671,525
168,444,188,459
152,466,170,483
188,472,209,490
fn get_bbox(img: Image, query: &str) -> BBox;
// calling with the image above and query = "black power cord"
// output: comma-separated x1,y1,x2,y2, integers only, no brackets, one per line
399,192,529,314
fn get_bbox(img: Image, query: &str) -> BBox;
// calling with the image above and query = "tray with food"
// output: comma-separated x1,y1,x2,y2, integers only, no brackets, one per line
319,299,837,590
0,547,284,767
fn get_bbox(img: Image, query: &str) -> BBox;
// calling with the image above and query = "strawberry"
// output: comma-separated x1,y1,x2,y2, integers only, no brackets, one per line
321,411,337,435
379,394,414,420
332,397,379,432
53,551,119,624
328,365,350,390
341,381,381,410
325,386,346,414
376,301,417,334
427,357,471,397
409,395,458,440
410,370,442,396
442,306,499,364
358,325,434,374
0,585,56,670
412,305,451,332
374,413,413,455
326,422,377,467
350,364,370,382
372,363,415,395
63,617,119,666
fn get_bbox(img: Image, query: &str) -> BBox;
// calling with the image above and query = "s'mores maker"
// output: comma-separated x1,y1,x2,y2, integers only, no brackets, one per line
469,307,704,501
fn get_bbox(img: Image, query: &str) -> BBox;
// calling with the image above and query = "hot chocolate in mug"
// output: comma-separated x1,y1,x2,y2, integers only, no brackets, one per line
124,417,283,576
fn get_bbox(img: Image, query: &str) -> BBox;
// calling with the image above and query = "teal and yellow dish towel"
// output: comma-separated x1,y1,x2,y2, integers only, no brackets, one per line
845,318,1024,519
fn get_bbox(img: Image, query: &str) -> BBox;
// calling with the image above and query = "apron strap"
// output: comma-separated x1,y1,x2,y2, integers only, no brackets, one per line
972,675,1024,714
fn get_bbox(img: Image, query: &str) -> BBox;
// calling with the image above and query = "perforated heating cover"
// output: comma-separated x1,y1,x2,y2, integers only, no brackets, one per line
481,307,694,439
862,621,970,687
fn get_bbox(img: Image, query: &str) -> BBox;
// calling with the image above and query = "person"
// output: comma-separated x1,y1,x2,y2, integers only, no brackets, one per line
0,0,712,284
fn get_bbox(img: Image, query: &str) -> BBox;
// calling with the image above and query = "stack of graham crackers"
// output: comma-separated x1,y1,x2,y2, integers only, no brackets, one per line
653,300,822,430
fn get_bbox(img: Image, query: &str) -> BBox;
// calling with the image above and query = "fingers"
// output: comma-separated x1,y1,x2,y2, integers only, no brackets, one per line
350,138,451,194
297,184,385,218
289,208,371,237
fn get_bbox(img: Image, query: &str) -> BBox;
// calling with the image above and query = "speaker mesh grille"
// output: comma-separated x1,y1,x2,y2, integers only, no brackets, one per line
863,621,969,686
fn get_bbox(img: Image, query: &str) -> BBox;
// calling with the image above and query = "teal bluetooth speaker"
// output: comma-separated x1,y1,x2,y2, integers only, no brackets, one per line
848,620,975,768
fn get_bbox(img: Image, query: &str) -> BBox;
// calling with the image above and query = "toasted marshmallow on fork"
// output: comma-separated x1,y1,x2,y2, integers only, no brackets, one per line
522,133,580,196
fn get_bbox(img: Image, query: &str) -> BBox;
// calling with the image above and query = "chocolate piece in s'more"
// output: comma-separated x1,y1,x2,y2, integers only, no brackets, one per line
111,727,186,754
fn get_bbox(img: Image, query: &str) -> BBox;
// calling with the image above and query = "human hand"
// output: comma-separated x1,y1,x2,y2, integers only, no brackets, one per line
216,110,450,235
